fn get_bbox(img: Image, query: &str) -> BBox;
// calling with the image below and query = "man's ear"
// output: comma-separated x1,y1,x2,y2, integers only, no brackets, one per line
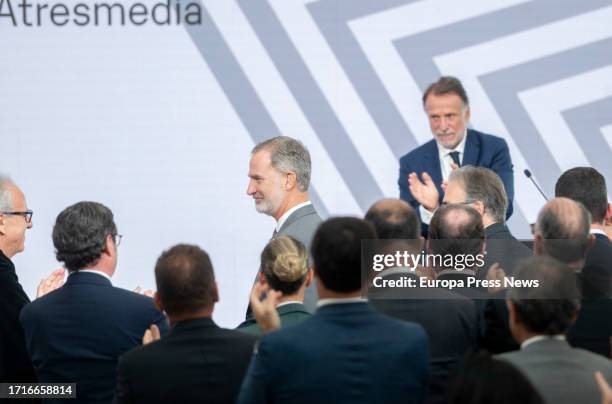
305,269,314,287
212,282,219,304
153,292,164,312
464,105,471,122
285,172,297,191
258,271,267,287
472,200,485,216
103,235,114,256
533,233,545,256
0,214,6,236
506,298,517,326
605,203,612,222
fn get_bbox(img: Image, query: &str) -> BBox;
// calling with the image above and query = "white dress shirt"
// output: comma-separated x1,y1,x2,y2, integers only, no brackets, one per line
521,334,565,349
419,130,468,225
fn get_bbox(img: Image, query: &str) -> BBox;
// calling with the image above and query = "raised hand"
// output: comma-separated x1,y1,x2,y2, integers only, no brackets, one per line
595,372,612,404
142,324,161,345
408,172,439,211
250,282,282,334
486,263,507,294
36,268,66,298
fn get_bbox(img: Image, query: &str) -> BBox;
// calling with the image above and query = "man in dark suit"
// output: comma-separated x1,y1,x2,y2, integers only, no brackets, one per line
247,136,322,313
114,244,257,403
442,166,531,278
0,175,63,386
365,199,479,404
555,167,611,297
238,217,430,404
20,201,168,403
398,76,514,234
485,198,612,356
498,255,612,404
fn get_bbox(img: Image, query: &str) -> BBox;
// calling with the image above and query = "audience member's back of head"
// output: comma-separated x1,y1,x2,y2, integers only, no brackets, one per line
365,199,420,240
535,198,591,264
428,204,484,258
52,201,117,271
155,244,216,317
555,167,608,225
311,217,376,293
449,351,544,404
260,235,309,295
507,256,580,336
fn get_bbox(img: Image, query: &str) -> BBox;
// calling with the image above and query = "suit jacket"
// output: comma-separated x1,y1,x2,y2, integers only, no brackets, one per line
246,203,323,318
482,289,519,354
20,271,169,404
238,302,429,404
498,339,612,404
114,317,257,404
398,129,514,234
238,302,311,335
0,250,37,384
276,203,322,312
581,233,612,298
369,274,479,404
479,223,532,280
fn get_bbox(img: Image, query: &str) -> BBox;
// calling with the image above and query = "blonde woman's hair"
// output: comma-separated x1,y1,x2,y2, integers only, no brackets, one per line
261,235,309,295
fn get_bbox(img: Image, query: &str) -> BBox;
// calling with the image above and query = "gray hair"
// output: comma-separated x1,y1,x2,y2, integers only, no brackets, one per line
0,174,14,211
252,136,311,192
449,166,508,223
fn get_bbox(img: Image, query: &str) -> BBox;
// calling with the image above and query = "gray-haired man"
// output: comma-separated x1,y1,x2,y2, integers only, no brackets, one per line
246,136,322,314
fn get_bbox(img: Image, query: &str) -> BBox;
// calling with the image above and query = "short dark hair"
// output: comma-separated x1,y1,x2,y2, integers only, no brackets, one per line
261,235,309,295
364,199,420,239
449,351,544,404
155,244,216,316
53,201,117,272
507,256,580,335
536,198,591,263
311,217,376,293
428,204,484,257
422,76,469,107
555,167,608,224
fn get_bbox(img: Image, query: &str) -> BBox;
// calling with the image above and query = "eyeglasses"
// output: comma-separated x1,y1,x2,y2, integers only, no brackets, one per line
113,234,123,246
1,210,33,223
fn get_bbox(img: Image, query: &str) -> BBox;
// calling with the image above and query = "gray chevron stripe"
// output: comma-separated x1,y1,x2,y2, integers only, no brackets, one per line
393,0,611,87
236,0,384,211
563,97,612,187
479,38,612,195
181,3,328,218
307,0,421,158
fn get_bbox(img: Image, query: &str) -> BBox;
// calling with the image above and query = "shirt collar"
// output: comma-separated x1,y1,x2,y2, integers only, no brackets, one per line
276,201,312,232
590,229,608,237
69,269,113,284
521,334,565,349
316,297,366,308
277,300,303,308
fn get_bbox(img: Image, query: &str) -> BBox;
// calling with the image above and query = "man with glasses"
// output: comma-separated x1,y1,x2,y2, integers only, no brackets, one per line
20,201,168,403
0,174,64,384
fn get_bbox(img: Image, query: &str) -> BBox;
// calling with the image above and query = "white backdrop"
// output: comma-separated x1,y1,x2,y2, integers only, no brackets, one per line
2,0,611,327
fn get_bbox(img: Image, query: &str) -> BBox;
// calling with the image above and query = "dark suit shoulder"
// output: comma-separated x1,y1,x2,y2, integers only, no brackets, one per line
468,129,508,148
399,139,437,166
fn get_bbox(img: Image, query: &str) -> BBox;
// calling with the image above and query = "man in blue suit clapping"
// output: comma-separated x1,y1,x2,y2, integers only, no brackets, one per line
398,76,514,235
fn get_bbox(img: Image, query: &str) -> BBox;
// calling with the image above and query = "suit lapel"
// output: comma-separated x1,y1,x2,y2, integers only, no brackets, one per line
462,130,480,167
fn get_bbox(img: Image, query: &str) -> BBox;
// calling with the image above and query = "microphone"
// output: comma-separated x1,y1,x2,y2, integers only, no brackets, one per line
523,169,549,202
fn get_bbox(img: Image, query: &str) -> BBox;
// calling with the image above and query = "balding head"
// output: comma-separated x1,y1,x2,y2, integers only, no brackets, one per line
365,198,420,239
428,204,484,258
535,197,591,264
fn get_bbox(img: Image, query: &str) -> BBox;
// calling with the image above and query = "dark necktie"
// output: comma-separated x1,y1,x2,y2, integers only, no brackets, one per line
272,228,278,238
448,151,461,167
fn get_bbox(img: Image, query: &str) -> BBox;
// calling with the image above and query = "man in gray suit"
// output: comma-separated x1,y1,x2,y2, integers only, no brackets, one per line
499,255,612,404
246,136,322,313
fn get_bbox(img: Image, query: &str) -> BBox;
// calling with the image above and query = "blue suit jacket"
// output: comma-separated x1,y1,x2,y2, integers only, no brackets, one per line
20,272,168,404
238,302,429,404
398,129,514,221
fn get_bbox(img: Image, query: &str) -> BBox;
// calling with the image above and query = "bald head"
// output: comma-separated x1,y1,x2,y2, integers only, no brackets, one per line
428,204,484,258
535,197,591,264
365,198,420,239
